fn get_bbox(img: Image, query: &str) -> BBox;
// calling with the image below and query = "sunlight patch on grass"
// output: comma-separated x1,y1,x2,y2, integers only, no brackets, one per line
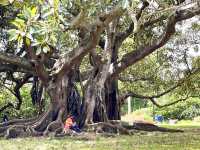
121,108,154,124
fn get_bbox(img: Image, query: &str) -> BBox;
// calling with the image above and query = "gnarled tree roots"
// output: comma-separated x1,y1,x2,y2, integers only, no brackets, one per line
84,121,183,135
0,107,64,139
0,112,183,139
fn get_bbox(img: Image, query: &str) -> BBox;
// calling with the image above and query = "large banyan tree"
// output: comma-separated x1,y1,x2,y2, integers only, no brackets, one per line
0,0,199,137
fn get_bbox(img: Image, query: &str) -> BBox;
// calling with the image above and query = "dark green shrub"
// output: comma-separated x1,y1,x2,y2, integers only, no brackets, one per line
155,98,200,120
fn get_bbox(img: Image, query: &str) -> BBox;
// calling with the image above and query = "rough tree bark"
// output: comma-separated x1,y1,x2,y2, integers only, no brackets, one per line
0,7,123,138
105,79,120,120
0,2,199,138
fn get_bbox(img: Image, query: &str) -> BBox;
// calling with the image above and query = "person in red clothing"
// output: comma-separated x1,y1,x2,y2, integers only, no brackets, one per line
64,115,73,133
64,115,81,133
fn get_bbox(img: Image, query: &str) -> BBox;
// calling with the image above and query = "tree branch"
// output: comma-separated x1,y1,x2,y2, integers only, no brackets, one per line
118,0,149,42
111,2,200,79
55,28,102,80
120,89,191,108
0,52,33,71
119,75,153,82
149,96,189,108
0,103,14,113
56,7,124,80
2,72,32,110
120,83,180,103
13,74,32,110
0,64,34,74
119,67,200,103
25,44,49,85
120,67,200,107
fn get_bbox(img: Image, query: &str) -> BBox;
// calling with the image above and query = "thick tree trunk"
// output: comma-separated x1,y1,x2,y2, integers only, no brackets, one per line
31,76,44,114
105,79,120,120
46,72,82,123
82,61,120,125
93,86,108,123
0,72,82,138
82,41,121,124
81,82,108,125
83,80,120,125
104,41,121,120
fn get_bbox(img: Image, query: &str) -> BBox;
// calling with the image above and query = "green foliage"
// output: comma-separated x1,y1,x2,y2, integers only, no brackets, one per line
155,98,200,120
192,23,200,31
121,97,147,115
119,48,176,97
13,85,37,118
180,104,200,120
7,1,60,54
0,89,15,118
0,85,37,119
2,0,200,125
7,0,130,56
0,0,15,6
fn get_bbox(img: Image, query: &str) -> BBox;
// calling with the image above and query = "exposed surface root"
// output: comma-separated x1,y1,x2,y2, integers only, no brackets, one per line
124,122,183,132
0,117,183,139
0,105,67,139
32,108,55,132
0,111,48,136
85,122,133,135
0,108,55,138
0,114,42,128
43,120,63,136
4,125,27,139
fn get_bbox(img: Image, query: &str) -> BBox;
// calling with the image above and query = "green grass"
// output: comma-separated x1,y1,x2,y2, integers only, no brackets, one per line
158,120,200,129
0,125,200,150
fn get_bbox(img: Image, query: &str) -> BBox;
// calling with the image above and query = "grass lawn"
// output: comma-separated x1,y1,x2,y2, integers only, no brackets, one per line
0,125,200,150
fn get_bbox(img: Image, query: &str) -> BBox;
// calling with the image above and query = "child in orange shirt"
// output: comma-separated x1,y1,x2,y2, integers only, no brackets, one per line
64,115,81,133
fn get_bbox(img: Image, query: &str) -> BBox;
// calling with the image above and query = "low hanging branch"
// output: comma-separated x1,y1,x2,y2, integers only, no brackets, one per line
149,96,190,108
149,94,200,108
120,67,200,107
120,90,191,108
0,52,33,72
0,64,34,74
120,83,180,103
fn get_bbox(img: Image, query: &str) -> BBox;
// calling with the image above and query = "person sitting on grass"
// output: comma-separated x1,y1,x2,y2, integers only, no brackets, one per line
64,115,81,133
